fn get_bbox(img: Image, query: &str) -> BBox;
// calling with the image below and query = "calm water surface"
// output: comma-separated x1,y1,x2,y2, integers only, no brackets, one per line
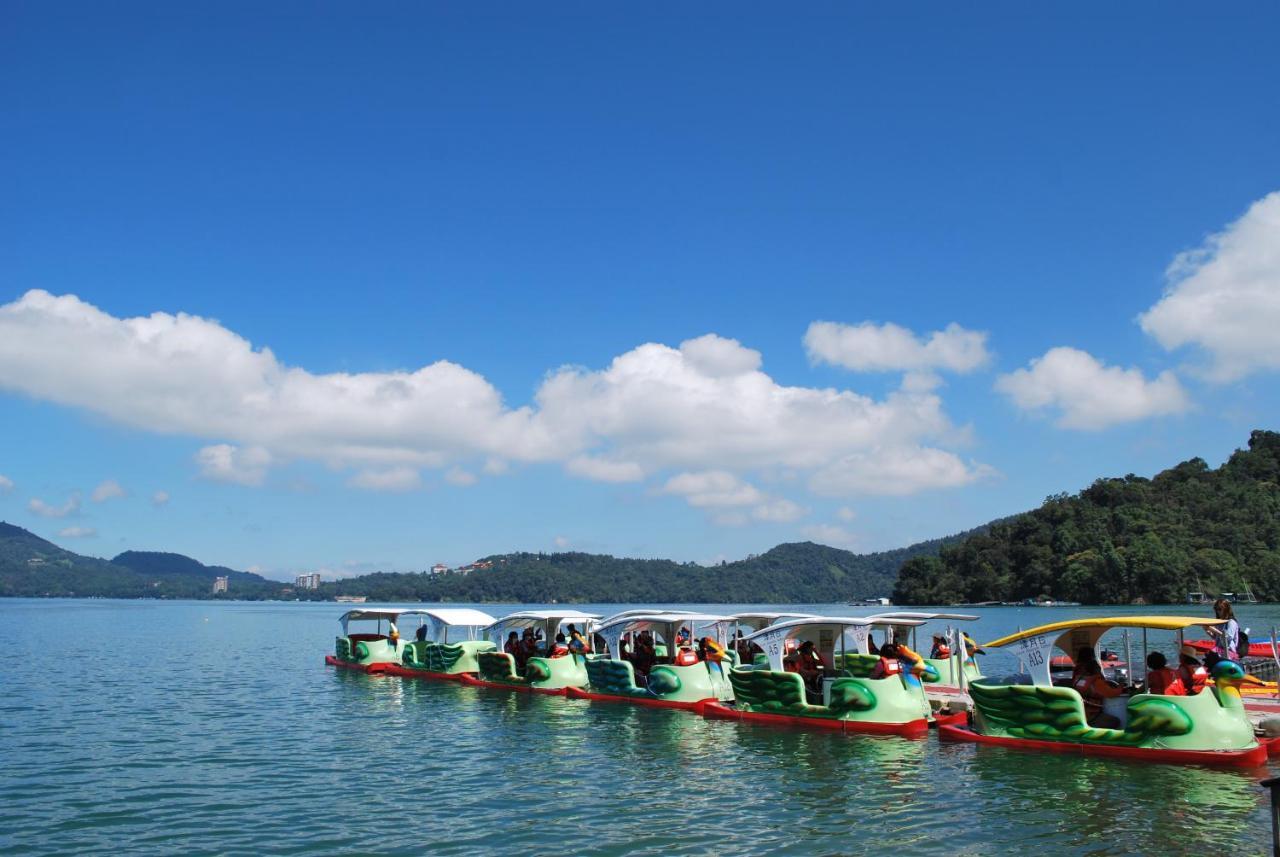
2,599,1278,855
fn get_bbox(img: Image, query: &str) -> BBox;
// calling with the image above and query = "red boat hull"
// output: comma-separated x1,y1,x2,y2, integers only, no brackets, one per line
325,655,390,674
458,675,569,696
563,686,712,712
701,702,930,737
937,723,1269,767
381,664,467,681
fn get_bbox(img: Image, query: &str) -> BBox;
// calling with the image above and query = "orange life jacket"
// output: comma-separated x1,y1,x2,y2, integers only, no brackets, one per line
674,647,699,666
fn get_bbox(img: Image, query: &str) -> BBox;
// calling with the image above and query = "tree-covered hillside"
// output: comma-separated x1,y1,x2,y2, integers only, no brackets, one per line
0,527,277,599
307,533,982,604
0,523,982,603
894,430,1280,605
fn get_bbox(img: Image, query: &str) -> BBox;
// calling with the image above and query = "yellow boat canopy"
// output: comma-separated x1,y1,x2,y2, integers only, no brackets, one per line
985,616,1225,649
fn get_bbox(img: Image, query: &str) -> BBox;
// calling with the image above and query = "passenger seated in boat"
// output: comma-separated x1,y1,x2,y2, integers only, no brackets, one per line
1073,659,1124,728
549,633,570,658
1178,646,1209,695
871,641,904,680
733,631,762,662
1071,646,1099,684
1144,651,1186,696
674,646,700,666
567,624,589,655
930,633,951,659
792,640,824,693
504,631,523,670
415,624,428,642
631,632,656,678
521,628,538,663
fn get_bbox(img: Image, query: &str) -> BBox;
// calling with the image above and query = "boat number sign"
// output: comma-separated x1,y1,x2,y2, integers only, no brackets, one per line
1016,633,1053,684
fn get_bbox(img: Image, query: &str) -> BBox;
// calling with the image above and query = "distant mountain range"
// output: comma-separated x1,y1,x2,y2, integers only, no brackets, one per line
0,524,279,599
3,429,1275,606
0,521,984,603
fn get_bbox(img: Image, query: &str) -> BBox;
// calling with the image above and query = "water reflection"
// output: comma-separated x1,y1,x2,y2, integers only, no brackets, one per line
4,598,1280,856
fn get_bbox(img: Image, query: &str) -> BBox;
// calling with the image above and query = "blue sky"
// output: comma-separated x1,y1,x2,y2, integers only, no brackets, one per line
2,4,1278,579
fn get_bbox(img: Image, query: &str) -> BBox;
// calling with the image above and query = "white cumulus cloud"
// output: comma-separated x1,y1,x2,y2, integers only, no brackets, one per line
995,347,1191,430
152,490,170,507
1139,191,1280,382
347,466,422,492
808,446,988,496
0,291,555,482
663,471,765,508
0,475,12,494
662,471,808,526
565,456,644,483
29,493,81,518
196,444,273,486
804,321,991,374
802,524,859,550
57,526,96,538
536,334,980,494
0,293,985,504
444,467,477,487
91,479,125,503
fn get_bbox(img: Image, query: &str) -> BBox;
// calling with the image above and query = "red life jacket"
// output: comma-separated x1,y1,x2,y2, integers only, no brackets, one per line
1147,667,1186,696
1179,664,1208,694
1073,675,1103,715
873,657,902,679
674,647,699,666
931,645,951,659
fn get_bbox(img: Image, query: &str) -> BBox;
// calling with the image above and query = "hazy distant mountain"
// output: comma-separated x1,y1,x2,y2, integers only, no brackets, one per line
0,523,275,599
112,550,266,584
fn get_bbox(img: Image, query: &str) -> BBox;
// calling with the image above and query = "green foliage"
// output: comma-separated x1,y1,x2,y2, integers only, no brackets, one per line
894,430,1280,605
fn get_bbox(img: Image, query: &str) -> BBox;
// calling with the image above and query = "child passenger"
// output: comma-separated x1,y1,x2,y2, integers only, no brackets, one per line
1144,651,1185,696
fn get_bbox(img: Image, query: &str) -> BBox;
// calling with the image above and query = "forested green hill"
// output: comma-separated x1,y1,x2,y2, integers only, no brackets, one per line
307,535,979,604
893,430,1280,605
0,522,980,602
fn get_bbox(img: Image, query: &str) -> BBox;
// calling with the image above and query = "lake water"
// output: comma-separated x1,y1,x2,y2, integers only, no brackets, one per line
2,599,1279,855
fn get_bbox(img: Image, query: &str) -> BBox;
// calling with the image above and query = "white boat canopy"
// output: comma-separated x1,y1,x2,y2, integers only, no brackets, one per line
867,612,980,622
483,610,600,648
341,608,498,642
743,616,926,671
339,608,438,636
729,612,816,632
596,608,683,626
595,612,733,657
411,608,498,643
864,612,980,656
